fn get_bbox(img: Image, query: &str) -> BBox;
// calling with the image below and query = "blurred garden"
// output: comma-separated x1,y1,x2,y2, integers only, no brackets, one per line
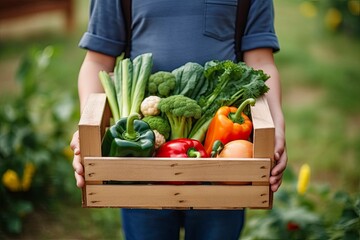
0,0,359,239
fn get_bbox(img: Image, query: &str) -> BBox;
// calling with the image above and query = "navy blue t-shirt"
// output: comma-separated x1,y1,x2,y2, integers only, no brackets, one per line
79,0,279,72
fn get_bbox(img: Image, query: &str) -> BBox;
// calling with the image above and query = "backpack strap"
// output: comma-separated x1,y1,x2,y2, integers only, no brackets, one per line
121,0,250,62
235,0,251,62
121,0,132,58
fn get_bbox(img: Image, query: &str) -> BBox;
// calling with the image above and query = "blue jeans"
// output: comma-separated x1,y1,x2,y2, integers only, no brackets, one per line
121,209,245,240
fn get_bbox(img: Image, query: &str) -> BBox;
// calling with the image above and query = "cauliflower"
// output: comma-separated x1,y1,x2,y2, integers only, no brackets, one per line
148,71,176,97
140,96,161,116
153,130,166,149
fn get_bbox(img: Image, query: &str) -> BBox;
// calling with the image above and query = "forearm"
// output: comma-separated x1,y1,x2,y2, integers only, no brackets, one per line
244,48,287,192
78,51,116,111
261,63,285,138
243,49,285,136
71,51,116,188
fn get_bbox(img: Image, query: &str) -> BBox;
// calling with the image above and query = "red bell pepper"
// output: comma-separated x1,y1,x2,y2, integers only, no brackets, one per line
156,138,208,158
155,138,208,185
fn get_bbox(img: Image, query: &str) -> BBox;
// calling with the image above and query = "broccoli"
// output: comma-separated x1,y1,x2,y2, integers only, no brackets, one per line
142,115,171,140
148,71,176,97
157,95,202,140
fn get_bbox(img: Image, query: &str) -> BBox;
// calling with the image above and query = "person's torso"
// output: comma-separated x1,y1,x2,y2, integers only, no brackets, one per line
131,0,238,71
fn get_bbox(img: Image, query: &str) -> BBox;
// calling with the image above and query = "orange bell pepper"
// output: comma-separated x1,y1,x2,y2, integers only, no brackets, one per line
203,98,255,155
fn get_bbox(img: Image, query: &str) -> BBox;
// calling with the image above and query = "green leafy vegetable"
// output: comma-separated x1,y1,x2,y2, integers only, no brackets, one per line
188,60,270,142
130,53,153,114
172,62,207,100
120,58,133,117
101,53,153,119
99,71,120,122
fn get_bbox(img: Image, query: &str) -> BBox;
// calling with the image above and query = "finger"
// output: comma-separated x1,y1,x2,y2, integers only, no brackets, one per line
72,155,84,176
272,151,288,176
271,178,282,192
73,147,80,155
271,160,286,176
70,130,80,154
74,171,85,188
270,172,283,185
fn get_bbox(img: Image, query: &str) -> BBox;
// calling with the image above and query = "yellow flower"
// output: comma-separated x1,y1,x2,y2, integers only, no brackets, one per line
325,8,342,31
2,169,22,192
348,0,360,16
297,164,311,195
299,1,317,18
21,163,36,191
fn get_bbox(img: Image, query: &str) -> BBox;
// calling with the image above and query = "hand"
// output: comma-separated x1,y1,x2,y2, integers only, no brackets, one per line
70,130,85,188
269,132,287,192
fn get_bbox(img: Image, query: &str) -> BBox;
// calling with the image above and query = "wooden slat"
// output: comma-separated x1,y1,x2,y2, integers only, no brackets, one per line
79,94,108,161
250,95,275,208
250,96,275,160
78,93,110,206
84,157,271,182
85,185,270,209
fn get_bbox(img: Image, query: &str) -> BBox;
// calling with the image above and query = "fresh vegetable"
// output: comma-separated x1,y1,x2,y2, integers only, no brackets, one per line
99,71,120,122
130,53,153,114
157,95,202,140
210,140,224,158
216,140,253,158
142,115,171,140
156,138,208,184
117,58,133,117
172,62,207,100
188,60,270,142
140,95,161,116
156,138,208,158
211,140,253,185
101,53,153,119
147,71,176,97
101,113,155,157
153,130,166,149
203,98,255,155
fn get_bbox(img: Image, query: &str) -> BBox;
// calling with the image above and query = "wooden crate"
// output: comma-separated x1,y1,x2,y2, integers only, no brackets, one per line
78,93,275,209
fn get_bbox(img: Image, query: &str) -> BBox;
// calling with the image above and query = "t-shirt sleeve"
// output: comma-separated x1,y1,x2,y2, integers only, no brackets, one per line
78,0,127,57
241,0,280,52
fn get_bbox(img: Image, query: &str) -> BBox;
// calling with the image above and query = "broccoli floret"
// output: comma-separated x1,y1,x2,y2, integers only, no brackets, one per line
142,115,171,140
148,71,176,97
157,95,202,140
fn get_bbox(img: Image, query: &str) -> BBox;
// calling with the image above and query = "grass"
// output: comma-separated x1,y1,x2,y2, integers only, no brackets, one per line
0,0,359,239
